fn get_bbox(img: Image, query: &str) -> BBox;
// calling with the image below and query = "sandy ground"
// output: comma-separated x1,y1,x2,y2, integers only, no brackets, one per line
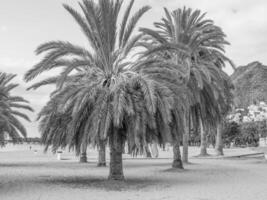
0,145,267,200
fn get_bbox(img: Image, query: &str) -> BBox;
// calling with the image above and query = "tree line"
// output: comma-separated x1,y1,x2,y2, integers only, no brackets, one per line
1,0,236,180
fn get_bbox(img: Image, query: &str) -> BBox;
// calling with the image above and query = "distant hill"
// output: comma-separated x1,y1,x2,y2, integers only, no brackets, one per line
231,61,267,108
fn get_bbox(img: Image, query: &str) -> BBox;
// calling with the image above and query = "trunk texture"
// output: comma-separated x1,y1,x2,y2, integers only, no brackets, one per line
182,112,190,163
97,140,106,167
144,144,152,158
215,122,224,156
108,128,124,180
199,117,208,156
172,139,184,169
151,142,159,158
79,142,87,163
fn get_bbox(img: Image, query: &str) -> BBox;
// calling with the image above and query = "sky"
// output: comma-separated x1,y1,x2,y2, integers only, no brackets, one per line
0,0,267,137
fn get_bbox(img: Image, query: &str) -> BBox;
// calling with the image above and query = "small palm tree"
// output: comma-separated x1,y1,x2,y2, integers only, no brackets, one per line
0,72,33,145
25,0,183,180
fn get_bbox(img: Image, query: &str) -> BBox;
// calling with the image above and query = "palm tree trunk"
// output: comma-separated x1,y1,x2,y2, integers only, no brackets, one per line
215,122,224,156
0,133,5,146
79,142,87,163
144,144,152,158
97,140,106,167
182,112,190,163
151,142,159,158
199,117,208,156
108,128,124,180
172,139,183,169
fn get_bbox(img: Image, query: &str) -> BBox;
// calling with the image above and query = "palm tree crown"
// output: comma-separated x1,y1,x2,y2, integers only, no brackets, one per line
138,7,234,127
24,0,183,156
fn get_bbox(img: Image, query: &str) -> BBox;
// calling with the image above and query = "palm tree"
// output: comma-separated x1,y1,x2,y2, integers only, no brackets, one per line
138,7,234,162
24,0,150,167
215,122,224,155
97,139,106,166
215,74,234,155
0,72,33,145
25,0,182,180
80,141,88,163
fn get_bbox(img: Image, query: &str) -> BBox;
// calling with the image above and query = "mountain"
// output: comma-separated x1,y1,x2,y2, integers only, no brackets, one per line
231,61,267,108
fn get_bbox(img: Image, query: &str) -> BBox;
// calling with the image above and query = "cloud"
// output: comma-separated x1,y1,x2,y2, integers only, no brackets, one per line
0,57,35,68
139,0,267,67
0,25,7,32
0,57,38,85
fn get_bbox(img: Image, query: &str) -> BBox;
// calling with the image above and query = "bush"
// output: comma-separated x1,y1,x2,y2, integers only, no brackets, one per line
239,122,259,147
222,121,240,147
257,120,267,138
222,121,261,147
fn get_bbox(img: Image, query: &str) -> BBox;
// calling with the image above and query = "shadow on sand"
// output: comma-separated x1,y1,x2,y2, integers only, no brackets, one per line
38,176,160,191
0,161,96,169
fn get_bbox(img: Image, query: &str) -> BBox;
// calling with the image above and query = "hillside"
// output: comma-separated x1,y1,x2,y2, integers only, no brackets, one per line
231,61,267,108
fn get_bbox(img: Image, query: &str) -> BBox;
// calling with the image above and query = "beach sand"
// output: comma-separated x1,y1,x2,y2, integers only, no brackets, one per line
0,145,267,200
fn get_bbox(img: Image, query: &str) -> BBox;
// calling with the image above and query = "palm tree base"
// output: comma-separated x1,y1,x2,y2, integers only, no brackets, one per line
198,153,210,157
172,160,184,169
145,151,152,158
215,149,224,156
199,147,208,157
108,174,125,181
97,162,106,167
144,145,152,158
79,153,87,163
98,141,106,167
182,159,189,164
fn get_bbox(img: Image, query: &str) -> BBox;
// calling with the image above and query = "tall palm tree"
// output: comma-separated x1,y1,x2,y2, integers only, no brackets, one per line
138,7,234,163
0,72,33,145
25,0,182,180
24,0,151,167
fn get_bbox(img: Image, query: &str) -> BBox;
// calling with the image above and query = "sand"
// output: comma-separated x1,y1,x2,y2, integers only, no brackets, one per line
0,145,267,200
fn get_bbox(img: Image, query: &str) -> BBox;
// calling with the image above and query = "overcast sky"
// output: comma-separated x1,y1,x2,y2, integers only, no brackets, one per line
0,0,267,137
